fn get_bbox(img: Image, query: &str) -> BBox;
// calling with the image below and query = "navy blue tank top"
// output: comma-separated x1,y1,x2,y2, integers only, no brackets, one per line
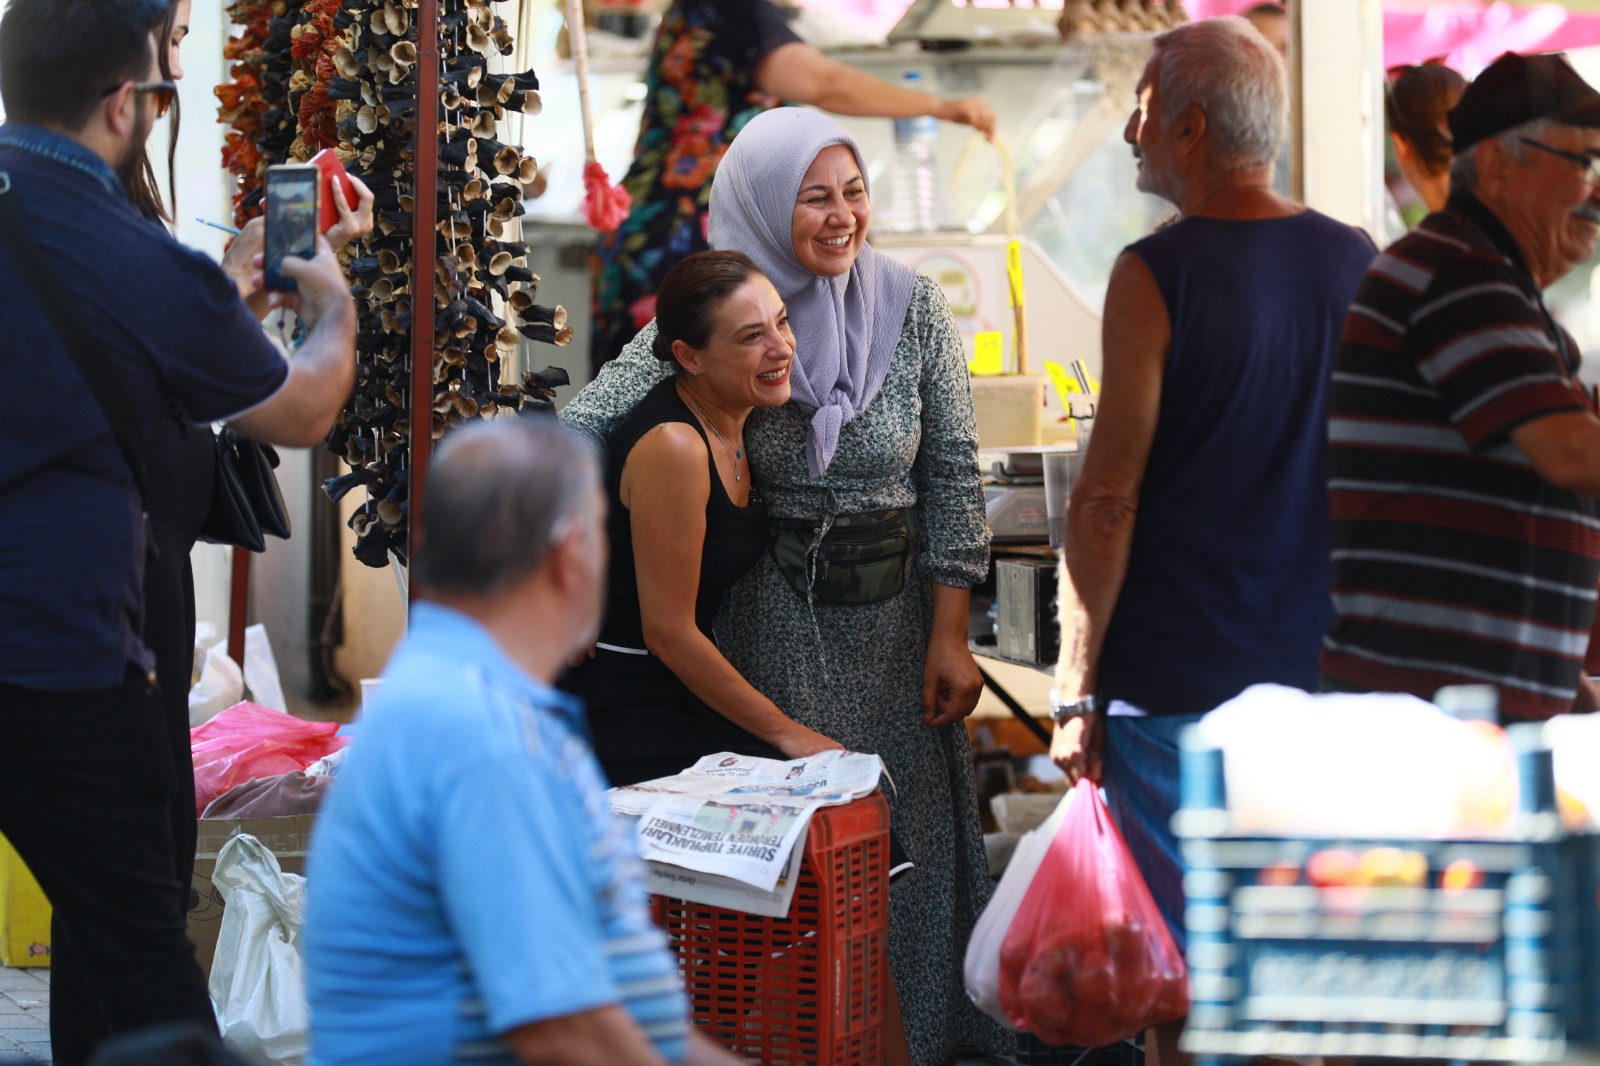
595,377,768,648
1096,211,1375,715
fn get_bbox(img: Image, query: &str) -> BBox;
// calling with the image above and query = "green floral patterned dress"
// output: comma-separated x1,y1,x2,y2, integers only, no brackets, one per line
588,0,798,375
562,275,1011,1065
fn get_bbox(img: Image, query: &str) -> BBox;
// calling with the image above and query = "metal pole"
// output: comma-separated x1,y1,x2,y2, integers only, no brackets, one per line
228,547,250,666
407,0,441,595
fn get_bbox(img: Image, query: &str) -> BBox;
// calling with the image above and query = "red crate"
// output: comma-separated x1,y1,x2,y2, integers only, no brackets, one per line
651,793,891,1066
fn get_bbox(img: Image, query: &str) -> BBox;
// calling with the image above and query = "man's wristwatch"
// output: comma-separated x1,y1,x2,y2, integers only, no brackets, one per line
1049,691,1102,725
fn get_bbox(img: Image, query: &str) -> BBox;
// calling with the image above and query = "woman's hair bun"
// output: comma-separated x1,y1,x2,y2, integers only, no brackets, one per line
651,250,766,375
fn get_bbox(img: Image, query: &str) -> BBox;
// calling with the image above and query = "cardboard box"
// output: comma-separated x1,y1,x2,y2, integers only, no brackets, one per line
0,834,50,967
188,815,315,978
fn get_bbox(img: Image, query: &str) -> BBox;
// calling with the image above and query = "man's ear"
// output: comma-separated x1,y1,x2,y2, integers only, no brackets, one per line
1475,139,1512,197
101,82,138,139
543,517,583,593
1175,104,1208,155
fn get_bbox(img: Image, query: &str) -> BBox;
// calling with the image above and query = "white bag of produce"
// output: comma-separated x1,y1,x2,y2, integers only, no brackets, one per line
1198,684,1517,839
210,834,309,1066
1544,713,1600,830
190,642,244,728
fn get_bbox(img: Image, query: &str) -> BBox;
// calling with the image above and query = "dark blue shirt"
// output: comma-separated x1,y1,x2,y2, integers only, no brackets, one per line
0,124,289,691
1097,211,1376,715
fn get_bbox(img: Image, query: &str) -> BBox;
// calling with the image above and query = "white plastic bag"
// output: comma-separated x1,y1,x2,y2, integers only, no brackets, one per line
190,642,244,728
210,834,309,1065
964,787,1077,1026
242,624,287,715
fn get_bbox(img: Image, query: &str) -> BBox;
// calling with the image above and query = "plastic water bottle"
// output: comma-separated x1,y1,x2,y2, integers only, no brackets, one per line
890,72,939,233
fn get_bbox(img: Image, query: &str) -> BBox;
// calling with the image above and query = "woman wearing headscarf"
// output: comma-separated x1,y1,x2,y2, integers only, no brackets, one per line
563,106,1004,1065
588,0,996,377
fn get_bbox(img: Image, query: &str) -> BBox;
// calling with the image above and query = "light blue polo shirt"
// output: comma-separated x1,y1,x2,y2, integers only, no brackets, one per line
305,603,688,1065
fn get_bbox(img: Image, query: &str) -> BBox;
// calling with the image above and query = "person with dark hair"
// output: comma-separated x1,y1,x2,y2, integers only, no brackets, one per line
1386,58,1467,217
122,2,374,981
125,0,184,225
306,418,746,1066
0,1,356,1061
562,250,841,783
588,0,997,376
564,106,1002,1065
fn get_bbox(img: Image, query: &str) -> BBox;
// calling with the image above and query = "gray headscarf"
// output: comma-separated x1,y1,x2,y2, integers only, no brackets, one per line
708,108,917,478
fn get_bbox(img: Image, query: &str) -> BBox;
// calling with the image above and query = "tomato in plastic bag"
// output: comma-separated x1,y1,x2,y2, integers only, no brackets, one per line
191,701,347,816
997,778,1188,1046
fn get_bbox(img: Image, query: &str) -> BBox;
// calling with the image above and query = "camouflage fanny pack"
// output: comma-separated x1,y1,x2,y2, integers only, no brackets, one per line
769,508,916,607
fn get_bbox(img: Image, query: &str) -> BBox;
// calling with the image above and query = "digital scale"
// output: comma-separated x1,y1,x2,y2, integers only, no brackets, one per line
981,444,1078,543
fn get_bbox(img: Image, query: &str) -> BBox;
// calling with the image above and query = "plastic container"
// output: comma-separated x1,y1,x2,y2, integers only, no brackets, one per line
970,375,1046,449
651,794,891,1065
1175,733,1600,1065
890,72,939,233
1041,448,1081,549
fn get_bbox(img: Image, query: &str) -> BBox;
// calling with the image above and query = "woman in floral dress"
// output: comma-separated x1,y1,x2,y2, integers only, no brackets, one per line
588,0,996,376
567,107,1009,1066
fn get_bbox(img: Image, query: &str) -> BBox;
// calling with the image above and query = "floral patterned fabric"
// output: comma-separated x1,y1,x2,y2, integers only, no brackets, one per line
588,0,798,373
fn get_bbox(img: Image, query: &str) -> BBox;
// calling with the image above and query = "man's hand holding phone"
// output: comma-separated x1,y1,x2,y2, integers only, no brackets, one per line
257,236,353,330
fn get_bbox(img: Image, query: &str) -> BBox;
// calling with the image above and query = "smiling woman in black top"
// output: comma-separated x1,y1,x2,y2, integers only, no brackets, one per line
563,250,841,785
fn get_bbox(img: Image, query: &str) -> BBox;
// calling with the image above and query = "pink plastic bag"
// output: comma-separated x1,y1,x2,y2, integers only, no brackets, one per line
191,702,347,816
998,779,1188,1046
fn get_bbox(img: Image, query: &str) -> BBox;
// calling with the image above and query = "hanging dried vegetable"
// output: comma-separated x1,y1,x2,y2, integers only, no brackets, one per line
218,0,575,568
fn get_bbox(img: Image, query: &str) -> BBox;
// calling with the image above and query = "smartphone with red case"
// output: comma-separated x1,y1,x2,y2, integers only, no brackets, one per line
263,164,319,292
310,148,356,234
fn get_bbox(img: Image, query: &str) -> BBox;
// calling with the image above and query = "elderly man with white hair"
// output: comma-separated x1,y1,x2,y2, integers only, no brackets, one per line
1323,52,1600,720
1048,16,1376,1057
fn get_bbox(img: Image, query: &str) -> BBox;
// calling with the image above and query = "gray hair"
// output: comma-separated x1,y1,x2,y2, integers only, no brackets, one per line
1450,117,1561,192
1150,15,1288,173
413,415,601,598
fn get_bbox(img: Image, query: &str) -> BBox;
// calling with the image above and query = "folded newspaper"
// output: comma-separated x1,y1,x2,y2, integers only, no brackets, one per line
609,750,882,915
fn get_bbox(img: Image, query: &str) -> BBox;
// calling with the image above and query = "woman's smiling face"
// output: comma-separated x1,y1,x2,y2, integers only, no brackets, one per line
790,144,869,278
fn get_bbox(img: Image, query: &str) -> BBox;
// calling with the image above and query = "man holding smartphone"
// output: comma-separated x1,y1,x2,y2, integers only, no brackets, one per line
0,1,355,1061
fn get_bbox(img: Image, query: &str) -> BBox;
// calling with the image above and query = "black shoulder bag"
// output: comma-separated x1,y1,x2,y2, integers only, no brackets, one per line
201,426,291,553
0,170,289,553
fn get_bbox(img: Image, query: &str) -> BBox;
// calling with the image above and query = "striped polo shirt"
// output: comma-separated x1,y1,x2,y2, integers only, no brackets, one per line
1321,191,1600,719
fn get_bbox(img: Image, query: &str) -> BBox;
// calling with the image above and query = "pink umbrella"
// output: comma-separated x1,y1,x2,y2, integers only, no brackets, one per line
1185,0,1600,73
564,0,633,231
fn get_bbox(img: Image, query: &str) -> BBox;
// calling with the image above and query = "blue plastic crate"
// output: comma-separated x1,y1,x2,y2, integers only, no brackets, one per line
1175,733,1600,1065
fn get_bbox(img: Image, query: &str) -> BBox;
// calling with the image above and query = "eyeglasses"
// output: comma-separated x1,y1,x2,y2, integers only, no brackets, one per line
1519,137,1600,185
99,80,177,119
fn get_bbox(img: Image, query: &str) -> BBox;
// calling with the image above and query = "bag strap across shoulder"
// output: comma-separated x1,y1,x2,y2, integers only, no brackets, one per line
0,170,149,501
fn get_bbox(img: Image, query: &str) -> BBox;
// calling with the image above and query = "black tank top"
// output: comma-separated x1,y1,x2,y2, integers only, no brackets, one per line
595,377,768,649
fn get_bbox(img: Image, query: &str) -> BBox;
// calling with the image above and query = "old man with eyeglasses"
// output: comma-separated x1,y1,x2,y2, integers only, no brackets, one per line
1323,51,1600,721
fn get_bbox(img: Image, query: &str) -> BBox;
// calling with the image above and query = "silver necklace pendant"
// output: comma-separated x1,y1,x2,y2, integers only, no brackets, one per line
693,399,743,482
